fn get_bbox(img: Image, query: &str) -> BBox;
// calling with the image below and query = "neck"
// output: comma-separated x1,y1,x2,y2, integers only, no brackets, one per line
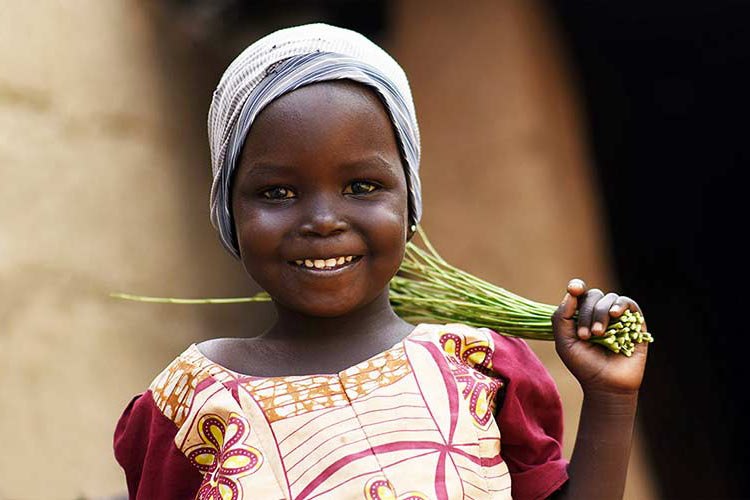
262,288,412,347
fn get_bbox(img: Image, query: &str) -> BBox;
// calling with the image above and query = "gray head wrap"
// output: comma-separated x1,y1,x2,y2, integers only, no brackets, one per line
207,23,422,259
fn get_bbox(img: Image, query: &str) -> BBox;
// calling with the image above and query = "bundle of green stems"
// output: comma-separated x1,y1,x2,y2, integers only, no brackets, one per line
111,227,652,356
390,227,652,356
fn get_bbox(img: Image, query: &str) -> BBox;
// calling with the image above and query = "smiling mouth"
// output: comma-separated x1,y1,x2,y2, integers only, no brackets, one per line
289,255,361,271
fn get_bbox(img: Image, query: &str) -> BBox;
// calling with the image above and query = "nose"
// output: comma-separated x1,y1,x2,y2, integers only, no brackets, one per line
299,193,349,237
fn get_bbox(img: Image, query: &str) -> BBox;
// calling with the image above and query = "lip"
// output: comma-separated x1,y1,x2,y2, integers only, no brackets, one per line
287,255,363,276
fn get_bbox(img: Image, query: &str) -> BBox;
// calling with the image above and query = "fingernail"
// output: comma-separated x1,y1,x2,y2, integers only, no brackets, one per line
592,322,603,335
577,326,589,339
569,279,584,289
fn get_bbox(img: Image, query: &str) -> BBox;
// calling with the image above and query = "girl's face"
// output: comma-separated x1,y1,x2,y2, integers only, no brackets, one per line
231,80,409,318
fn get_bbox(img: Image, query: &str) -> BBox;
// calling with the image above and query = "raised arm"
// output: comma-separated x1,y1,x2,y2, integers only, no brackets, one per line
550,279,649,499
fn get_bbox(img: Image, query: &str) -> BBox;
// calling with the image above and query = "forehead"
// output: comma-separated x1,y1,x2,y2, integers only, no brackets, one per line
237,80,403,173
252,80,392,134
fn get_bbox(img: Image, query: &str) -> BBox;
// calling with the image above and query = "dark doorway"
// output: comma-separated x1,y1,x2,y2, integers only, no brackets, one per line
551,2,750,497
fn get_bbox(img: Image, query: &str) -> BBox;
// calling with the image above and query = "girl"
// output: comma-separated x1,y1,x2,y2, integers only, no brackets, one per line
114,24,648,500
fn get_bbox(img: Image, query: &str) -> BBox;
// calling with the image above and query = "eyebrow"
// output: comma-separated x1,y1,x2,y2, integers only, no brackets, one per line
339,155,401,174
242,155,400,179
242,163,296,180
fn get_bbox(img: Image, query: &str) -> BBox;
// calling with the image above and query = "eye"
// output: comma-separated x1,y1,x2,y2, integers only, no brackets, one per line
344,181,378,195
261,186,296,200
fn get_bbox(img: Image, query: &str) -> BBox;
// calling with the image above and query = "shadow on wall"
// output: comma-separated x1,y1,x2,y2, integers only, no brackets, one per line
552,1,750,497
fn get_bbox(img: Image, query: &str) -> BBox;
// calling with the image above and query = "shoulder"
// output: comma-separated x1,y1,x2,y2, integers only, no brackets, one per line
410,322,497,354
410,323,562,430
196,336,286,376
195,336,247,360
409,322,545,374
114,344,245,497
148,343,240,427
113,345,217,498
116,342,238,444
115,344,220,443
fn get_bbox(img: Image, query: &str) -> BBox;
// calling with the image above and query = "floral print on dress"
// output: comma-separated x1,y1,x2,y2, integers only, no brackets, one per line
187,412,263,500
439,332,503,429
149,324,520,498
364,477,430,500
439,332,493,370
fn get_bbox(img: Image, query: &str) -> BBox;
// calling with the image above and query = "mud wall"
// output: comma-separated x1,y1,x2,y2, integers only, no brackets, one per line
0,1,654,498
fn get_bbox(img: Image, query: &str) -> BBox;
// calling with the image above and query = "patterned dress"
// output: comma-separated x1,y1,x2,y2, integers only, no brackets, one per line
114,323,568,500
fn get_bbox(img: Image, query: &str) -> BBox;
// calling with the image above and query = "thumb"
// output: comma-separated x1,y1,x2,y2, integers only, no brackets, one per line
553,292,578,343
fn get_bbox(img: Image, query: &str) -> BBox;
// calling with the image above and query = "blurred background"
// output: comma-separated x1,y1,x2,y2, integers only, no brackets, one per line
1,1,746,498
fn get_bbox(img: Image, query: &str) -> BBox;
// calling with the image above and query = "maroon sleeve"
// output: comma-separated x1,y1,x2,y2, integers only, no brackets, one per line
490,333,569,500
113,390,204,500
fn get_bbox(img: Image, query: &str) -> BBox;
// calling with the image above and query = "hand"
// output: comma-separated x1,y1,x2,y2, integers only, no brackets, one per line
552,278,648,395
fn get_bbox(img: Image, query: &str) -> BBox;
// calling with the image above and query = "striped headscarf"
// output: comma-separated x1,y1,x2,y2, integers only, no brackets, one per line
208,23,422,259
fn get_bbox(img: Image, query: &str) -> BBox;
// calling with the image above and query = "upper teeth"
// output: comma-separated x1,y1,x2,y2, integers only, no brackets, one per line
295,256,354,269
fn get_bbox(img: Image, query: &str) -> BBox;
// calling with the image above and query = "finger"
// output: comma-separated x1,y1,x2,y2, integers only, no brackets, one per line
576,288,604,339
590,292,619,336
564,278,587,339
567,278,587,297
610,296,647,330
609,296,631,318
609,296,639,317
553,292,578,341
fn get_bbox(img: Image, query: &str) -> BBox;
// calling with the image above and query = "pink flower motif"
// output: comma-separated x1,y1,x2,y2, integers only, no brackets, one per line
364,477,430,499
440,333,503,428
187,412,263,500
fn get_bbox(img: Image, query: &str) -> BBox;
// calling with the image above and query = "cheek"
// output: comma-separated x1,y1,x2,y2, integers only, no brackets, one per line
233,205,287,263
361,200,408,260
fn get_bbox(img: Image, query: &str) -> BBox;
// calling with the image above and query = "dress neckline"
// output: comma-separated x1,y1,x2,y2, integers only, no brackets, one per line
190,322,429,379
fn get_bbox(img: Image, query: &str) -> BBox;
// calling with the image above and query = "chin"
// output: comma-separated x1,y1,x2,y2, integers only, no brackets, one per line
277,291,375,318
297,300,362,318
